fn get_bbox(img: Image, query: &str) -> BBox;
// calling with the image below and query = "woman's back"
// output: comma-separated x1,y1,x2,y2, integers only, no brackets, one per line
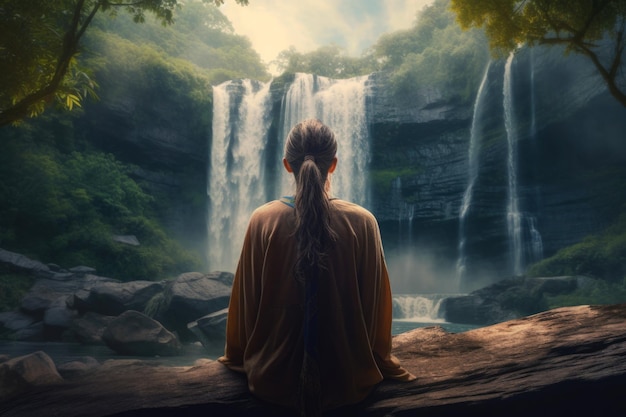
218,119,415,416
219,198,413,411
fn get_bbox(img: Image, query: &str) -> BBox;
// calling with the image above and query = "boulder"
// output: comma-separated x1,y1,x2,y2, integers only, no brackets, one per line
74,280,165,316
56,357,100,379
187,307,228,351
442,275,591,325
12,321,45,342
155,272,232,341
68,266,98,275
16,273,120,341
0,351,63,402
0,310,37,331
43,296,78,340
102,310,182,357
2,304,626,416
0,248,50,275
69,312,116,345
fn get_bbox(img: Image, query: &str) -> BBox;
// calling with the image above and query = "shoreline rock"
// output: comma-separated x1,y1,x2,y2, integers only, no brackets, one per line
1,303,625,416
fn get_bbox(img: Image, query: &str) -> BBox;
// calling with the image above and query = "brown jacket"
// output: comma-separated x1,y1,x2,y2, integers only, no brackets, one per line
218,198,415,411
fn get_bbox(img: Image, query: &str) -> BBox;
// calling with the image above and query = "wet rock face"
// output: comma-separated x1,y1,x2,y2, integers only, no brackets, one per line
366,46,626,286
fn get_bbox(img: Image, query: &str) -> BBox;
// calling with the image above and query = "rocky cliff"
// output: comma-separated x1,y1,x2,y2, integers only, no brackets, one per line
75,71,211,261
365,45,626,291
74,44,626,291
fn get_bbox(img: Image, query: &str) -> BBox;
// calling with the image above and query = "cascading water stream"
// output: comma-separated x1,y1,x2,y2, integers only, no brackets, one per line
207,79,273,272
279,73,370,207
392,294,446,322
527,48,544,264
208,74,370,273
504,53,524,276
456,62,491,289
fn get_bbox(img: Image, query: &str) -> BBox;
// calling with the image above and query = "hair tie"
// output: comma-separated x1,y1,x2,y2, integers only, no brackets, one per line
304,154,315,162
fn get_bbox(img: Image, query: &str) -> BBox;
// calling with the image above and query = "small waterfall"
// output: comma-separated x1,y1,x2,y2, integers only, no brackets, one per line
528,48,544,266
529,48,537,139
391,176,415,245
207,79,273,272
392,294,446,322
279,73,370,207
504,53,523,276
456,62,491,288
527,216,544,263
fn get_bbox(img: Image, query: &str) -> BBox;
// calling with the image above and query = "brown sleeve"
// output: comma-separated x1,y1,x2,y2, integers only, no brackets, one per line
360,214,416,382
217,220,256,373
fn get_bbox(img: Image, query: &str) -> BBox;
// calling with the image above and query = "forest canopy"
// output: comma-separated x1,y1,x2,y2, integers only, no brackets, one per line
450,0,626,107
0,0,253,126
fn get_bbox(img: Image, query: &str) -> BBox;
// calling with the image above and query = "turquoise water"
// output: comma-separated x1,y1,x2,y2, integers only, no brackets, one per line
0,319,479,366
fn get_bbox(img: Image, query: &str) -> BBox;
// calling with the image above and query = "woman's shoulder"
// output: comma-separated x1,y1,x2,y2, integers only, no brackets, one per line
249,199,292,221
330,199,377,221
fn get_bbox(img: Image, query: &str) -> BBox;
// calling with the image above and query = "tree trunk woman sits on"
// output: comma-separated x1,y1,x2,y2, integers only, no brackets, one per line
218,119,416,416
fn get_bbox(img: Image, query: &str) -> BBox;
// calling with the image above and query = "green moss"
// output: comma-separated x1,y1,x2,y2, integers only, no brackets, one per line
370,167,420,197
546,278,626,309
527,211,626,282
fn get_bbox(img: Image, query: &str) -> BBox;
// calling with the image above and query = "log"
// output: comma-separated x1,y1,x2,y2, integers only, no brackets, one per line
1,304,625,416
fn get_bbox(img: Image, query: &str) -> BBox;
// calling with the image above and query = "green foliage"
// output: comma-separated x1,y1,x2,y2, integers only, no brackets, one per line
0,0,183,125
0,0,259,126
274,45,376,79
370,167,420,197
0,132,201,281
527,212,626,282
449,0,626,107
546,278,626,309
0,271,34,313
91,2,269,82
371,0,489,103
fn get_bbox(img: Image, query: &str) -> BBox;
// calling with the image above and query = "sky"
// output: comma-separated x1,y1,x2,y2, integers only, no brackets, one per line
220,0,435,73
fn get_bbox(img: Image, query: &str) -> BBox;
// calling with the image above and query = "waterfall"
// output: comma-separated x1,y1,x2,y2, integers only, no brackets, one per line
392,294,446,322
527,216,544,263
207,79,273,272
208,74,370,272
504,53,523,276
279,73,370,207
391,176,415,245
529,48,537,139
456,62,491,288
528,48,544,265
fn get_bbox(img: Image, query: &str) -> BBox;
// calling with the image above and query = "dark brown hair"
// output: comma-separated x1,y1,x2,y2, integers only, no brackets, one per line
284,118,338,417
284,118,338,275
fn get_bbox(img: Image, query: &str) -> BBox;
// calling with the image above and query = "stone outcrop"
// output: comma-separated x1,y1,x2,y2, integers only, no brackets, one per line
154,272,232,341
0,351,63,402
1,249,232,348
72,280,166,316
102,310,182,357
442,275,594,325
1,303,624,416
365,45,626,290
187,307,229,351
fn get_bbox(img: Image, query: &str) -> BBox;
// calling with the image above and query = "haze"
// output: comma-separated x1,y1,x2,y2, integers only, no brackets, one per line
220,0,435,73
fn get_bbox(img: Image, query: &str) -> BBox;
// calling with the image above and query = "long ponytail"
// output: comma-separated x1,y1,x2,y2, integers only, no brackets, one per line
284,119,338,417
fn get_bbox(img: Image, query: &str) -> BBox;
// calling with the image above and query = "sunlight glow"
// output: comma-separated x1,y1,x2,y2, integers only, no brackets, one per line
220,0,434,73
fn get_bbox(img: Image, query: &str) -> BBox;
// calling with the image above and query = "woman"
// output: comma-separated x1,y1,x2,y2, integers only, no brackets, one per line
218,119,415,416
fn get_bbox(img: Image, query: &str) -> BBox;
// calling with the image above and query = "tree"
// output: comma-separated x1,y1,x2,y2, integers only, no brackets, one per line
0,0,248,126
273,45,376,79
450,0,626,107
